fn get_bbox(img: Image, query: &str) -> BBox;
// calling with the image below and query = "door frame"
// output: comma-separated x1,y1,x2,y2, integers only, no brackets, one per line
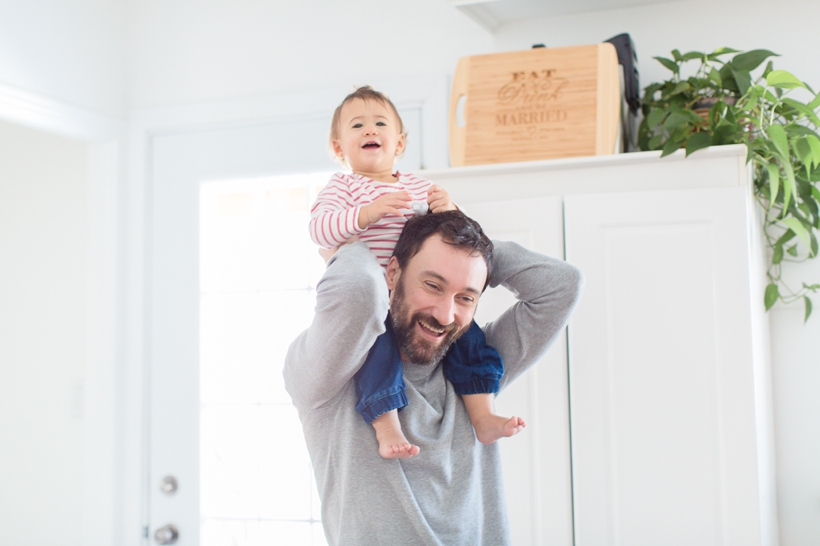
122,76,449,545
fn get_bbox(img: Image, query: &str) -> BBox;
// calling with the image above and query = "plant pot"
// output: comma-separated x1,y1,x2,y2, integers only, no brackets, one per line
692,96,737,121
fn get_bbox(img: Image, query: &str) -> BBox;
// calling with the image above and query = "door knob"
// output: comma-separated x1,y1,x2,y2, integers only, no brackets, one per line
160,475,178,495
154,524,179,545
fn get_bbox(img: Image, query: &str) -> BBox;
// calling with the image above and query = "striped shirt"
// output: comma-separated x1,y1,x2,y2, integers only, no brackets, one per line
309,172,433,267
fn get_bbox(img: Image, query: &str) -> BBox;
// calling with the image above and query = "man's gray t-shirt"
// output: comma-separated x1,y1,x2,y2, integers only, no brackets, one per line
284,241,583,546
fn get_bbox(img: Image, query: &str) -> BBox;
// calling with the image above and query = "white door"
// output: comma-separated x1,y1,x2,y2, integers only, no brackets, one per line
147,112,420,546
145,111,562,545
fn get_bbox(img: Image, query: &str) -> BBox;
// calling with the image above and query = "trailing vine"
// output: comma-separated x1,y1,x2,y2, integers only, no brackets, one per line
640,47,820,320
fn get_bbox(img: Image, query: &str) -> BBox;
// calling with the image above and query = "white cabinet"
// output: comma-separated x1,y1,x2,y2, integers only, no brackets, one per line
566,188,776,546
423,143,777,546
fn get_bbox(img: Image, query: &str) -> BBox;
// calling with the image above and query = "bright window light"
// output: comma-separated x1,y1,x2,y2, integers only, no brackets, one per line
199,172,333,546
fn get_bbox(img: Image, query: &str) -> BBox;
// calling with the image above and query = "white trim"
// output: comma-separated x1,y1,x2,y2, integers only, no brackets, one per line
0,80,122,141
122,75,450,545
83,141,123,546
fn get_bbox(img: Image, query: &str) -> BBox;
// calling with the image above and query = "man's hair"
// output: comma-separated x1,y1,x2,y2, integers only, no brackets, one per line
328,86,405,162
393,210,494,291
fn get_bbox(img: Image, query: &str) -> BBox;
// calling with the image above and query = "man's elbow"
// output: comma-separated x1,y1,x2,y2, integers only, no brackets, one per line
564,262,585,304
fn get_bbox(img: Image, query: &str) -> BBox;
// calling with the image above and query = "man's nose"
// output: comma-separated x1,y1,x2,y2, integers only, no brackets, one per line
431,298,456,327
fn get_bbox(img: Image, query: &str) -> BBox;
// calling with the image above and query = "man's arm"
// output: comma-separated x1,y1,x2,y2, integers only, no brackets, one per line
283,242,389,410
482,240,584,389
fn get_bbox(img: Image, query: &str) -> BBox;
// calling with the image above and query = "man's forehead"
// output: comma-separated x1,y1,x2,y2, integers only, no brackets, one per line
408,236,487,288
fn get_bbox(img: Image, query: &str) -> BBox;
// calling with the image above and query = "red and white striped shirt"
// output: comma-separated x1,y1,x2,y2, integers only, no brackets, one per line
309,172,433,267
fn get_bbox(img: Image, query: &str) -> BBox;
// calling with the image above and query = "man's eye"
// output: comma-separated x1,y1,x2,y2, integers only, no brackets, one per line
459,296,475,304
425,282,440,291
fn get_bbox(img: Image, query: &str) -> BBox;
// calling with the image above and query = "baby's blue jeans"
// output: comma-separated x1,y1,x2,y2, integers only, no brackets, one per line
354,316,504,424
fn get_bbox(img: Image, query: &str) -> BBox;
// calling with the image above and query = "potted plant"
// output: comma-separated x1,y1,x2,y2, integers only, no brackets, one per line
639,47,820,320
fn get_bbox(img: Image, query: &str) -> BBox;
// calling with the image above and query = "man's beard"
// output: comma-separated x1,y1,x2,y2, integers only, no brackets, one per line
389,277,469,366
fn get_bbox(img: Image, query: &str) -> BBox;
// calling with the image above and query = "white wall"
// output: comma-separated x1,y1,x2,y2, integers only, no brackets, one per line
493,0,820,103
124,0,493,108
493,2,820,543
0,0,126,118
0,118,89,546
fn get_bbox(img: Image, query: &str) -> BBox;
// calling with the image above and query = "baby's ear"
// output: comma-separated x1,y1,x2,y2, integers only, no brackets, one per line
395,133,406,156
331,139,344,160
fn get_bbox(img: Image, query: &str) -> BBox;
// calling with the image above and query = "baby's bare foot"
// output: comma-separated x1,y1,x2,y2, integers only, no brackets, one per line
474,415,526,445
372,410,420,459
375,427,420,459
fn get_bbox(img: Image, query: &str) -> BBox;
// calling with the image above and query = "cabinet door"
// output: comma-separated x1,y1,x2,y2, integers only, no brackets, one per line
565,187,765,546
468,197,572,546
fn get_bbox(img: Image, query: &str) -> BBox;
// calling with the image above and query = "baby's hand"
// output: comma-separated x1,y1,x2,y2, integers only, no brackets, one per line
427,185,457,213
359,191,411,229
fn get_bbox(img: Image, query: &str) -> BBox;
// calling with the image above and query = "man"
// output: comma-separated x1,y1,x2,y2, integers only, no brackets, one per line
284,210,583,545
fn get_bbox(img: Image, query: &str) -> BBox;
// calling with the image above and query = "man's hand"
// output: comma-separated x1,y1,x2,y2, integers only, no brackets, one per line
318,235,360,264
358,191,412,229
427,185,457,213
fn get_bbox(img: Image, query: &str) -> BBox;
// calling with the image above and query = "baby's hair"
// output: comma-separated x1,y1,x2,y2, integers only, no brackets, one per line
329,85,406,165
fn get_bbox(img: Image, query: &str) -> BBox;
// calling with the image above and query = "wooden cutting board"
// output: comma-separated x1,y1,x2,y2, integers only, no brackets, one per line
449,43,621,166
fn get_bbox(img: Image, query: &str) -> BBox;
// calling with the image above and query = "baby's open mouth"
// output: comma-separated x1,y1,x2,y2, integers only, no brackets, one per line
362,142,381,149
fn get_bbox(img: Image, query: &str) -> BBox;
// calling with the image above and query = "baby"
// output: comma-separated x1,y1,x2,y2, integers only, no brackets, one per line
310,86,525,459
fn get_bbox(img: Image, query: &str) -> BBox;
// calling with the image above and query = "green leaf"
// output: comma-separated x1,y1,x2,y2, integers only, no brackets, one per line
681,51,705,61
783,162,797,213
708,68,723,87
671,49,682,62
782,98,820,126
732,68,752,95
795,137,814,176
807,92,820,111
775,229,796,247
646,108,667,129
709,46,740,59
686,132,712,156
671,81,691,95
732,49,779,71
786,244,799,256
662,111,690,131
772,244,784,264
719,64,739,92
766,70,807,89
805,296,813,322
808,135,820,168
781,217,812,248
812,185,820,203
762,60,774,78
803,283,820,290
767,124,790,158
784,125,820,138
661,137,682,157
764,283,780,310
766,163,780,204
654,56,679,74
